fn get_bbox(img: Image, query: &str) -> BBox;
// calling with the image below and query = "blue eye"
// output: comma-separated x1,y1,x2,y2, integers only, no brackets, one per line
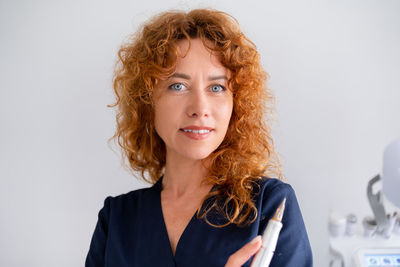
169,83,185,91
211,85,225,93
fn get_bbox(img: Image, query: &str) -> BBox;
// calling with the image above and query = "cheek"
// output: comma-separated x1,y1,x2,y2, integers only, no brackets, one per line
216,98,233,127
153,103,167,135
153,100,180,135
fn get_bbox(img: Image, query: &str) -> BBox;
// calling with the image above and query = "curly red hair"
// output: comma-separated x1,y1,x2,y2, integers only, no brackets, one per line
108,8,282,227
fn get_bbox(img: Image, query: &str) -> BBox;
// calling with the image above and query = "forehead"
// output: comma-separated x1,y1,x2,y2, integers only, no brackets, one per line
174,38,228,74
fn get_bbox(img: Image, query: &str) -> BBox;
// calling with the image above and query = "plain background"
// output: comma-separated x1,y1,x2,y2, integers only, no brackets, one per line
1,0,399,266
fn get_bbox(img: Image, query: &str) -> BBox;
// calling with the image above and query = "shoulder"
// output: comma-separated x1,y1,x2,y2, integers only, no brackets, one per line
110,185,153,201
253,177,295,204
255,176,291,191
252,176,300,222
254,177,313,266
100,184,156,213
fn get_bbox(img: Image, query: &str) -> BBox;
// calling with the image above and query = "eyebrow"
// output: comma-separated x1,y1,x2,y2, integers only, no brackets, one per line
171,72,228,81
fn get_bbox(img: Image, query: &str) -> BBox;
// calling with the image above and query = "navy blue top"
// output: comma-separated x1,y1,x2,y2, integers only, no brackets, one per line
85,177,313,266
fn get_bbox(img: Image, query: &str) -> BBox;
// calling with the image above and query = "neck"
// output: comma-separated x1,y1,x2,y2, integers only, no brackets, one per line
162,152,212,199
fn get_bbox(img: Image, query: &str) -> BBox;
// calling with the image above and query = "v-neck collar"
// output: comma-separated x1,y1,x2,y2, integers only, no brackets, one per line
153,176,216,261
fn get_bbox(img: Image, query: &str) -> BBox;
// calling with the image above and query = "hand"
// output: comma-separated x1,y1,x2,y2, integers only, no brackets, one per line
224,235,262,267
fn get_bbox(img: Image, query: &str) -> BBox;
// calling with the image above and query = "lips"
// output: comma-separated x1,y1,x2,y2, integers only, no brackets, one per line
179,126,214,140
180,126,214,131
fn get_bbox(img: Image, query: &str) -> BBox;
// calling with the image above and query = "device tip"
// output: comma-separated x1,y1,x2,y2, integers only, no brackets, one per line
272,198,286,222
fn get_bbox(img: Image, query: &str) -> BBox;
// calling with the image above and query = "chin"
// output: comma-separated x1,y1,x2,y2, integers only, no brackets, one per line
179,148,214,161
184,152,212,161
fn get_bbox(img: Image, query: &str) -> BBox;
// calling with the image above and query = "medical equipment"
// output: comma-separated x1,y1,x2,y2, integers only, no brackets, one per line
329,212,347,238
329,139,400,267
345,214,357,236
362,216,377,238
251,198,286,267
394,217,400,234
354,248,400,267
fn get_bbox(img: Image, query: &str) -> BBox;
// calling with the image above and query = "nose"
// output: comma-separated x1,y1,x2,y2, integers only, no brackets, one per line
186,89,210,118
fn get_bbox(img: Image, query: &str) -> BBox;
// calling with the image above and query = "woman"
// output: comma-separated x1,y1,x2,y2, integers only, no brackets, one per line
86,8,313,267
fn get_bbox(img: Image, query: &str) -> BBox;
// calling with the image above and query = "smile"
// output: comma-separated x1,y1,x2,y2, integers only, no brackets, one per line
181,129,211,134
179,127,214,140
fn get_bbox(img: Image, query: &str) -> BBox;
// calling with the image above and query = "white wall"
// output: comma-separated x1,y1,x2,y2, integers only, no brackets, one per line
1,0,399,266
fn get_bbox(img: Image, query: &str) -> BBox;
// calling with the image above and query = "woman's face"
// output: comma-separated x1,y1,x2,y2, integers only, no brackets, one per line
153,38,233,162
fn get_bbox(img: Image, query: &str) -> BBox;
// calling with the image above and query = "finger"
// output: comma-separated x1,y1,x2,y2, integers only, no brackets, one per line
225,235,262,267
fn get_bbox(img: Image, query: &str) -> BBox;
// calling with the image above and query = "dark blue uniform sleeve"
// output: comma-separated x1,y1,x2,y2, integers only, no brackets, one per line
85,196,111,267
259,183,313,267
